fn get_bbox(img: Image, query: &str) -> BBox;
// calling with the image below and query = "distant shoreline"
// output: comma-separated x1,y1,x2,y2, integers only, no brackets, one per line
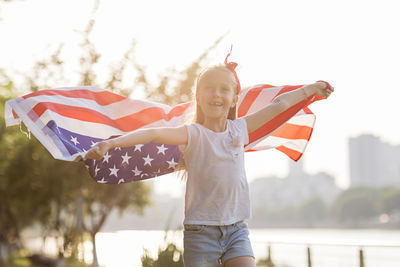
100,224,400,232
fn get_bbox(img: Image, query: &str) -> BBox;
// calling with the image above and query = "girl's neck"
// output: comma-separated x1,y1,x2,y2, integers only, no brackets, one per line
202,117,228,132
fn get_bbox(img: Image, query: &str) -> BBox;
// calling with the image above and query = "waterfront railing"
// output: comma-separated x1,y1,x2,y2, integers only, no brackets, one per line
253,240,400,267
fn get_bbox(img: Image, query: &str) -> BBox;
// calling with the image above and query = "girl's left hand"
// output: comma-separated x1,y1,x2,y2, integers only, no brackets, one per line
313,81,334,98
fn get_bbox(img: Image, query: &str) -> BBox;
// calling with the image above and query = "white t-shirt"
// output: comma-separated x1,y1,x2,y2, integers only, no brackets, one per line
182,117,251,225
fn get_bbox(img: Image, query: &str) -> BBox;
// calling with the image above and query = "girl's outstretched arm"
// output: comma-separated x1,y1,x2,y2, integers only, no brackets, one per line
244,81,334,133
84,126,188,160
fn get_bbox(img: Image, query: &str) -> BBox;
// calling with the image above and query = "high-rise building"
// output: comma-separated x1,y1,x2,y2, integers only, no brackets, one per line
349,134,400,187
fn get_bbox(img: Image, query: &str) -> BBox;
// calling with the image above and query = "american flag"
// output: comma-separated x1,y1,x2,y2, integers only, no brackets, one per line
5,85,324,184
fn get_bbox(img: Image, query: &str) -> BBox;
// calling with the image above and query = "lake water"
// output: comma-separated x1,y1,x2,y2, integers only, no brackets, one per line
27,228,400,267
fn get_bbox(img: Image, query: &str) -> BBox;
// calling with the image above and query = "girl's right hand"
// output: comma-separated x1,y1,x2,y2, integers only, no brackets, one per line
84,140,113,160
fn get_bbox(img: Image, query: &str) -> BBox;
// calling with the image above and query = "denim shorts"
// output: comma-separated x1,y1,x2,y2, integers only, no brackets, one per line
183,220,255,267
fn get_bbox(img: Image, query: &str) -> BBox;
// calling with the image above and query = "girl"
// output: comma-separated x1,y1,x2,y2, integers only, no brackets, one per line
85,56,334,267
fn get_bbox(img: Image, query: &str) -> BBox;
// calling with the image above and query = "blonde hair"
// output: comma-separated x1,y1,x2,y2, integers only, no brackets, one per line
176,64,239,182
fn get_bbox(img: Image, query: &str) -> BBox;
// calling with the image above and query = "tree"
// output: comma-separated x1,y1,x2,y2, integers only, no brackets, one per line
296,197,327,226
330,187,380,226
80,179,151,267
378,187,400,215
0,88,31,263
1,1,224,265
0,4,150,265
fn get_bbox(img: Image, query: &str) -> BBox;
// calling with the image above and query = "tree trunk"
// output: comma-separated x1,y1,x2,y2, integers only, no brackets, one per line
0,242,4,267
0,243,4,267
91,233,99,267
55,254,64,267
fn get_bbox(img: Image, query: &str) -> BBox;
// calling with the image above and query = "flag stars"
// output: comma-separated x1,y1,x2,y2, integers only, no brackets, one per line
114,146,121,151
103,152,111,163
167,158,178,169
94,165,100,176
132,166,142,176
156,144,168,155
143,154,154,166
97,178,107,184
70,136,80,146
121,152,132,165
90,140,98,147
134,144,144,152
109,165,119,177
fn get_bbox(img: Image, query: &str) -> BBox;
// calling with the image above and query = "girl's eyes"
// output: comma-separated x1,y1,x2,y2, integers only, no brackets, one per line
203,86,231,92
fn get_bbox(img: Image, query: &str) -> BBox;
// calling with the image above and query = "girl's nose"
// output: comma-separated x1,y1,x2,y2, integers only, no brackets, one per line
213,88,222,97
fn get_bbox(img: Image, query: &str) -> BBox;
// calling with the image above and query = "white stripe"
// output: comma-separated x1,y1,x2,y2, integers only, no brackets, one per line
245,145,276,151
26,87,177,112
28,87,173,109
21,94,186,120
250,135,307,152
286,113,316,127
37,86,105,92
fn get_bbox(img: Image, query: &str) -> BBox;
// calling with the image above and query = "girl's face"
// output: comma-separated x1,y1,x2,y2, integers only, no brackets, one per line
196,68,238,121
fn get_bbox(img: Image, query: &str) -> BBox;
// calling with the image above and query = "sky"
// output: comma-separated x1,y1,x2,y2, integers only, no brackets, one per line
1,0,399,197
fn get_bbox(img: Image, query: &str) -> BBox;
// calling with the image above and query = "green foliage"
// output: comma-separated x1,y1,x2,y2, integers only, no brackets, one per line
141,242,183,267
252,186,400,228
378,187,400,214
0,92,33,252
296,198,327,226
330,187,380,224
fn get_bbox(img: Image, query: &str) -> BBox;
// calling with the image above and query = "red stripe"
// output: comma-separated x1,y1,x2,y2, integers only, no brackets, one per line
271,123,313,140
248,96,313,144
303,106,313,114
275,145,302,161
238,84,275,117
12,109,18,119
32,102,192,132
22,89,126,106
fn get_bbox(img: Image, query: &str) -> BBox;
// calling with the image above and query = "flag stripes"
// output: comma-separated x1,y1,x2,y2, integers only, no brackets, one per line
5,84,322,184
